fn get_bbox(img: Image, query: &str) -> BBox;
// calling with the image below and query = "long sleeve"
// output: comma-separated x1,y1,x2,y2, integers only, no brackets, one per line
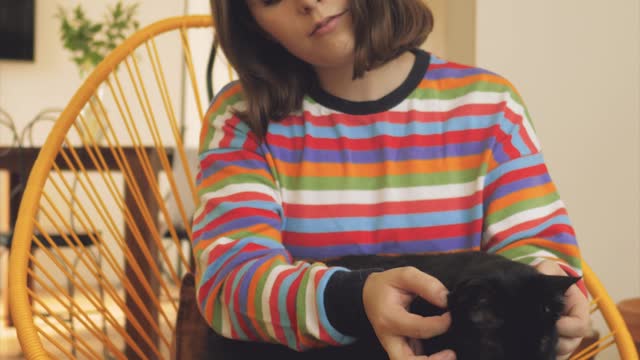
192,83,368,351
480,81,582,279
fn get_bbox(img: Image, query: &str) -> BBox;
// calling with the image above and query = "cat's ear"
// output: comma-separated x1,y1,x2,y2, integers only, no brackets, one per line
541,275,581,295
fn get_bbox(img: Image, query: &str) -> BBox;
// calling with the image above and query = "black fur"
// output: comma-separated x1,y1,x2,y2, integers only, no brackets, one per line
207,251,578,360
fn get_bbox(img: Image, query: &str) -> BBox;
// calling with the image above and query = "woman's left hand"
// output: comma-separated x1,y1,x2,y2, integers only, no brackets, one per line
535,260,591,360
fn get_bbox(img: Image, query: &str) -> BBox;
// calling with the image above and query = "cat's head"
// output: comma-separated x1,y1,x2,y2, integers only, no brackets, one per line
446,273,580,360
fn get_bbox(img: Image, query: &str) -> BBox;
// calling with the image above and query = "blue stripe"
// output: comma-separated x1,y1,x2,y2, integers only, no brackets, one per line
286,206,482,233
501,215,574,246
269,115,504,140
485,153,544,186
487,224,576,253
199,237,285,286
197,217,281,242
289,235,482,260
316,268,357,345
426,67,492,81
201,159,270,177
278,266,306,349
487,173,552,201
227,261,252,339
194,200,281,233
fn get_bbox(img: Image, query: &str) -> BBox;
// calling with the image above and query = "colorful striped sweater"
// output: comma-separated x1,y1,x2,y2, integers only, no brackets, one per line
192,49,581,351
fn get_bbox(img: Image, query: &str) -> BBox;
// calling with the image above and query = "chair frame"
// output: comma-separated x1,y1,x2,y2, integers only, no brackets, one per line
9,15,213,360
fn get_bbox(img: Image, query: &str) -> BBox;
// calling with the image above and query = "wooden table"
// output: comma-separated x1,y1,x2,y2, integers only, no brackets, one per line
0,146,172,359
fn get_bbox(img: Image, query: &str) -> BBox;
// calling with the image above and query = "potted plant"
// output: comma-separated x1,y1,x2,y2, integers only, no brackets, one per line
57,1,140,76
56,1,140,142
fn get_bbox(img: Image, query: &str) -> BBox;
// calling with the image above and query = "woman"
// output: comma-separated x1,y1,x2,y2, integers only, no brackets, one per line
192,1,590,359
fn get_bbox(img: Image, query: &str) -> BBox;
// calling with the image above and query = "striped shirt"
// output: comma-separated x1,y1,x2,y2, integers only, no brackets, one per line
192,49,581,351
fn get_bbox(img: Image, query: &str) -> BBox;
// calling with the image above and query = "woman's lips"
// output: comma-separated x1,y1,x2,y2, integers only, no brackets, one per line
309,10,348,37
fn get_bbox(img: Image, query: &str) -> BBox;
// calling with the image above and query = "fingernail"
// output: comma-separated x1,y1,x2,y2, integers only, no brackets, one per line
439,290,449,305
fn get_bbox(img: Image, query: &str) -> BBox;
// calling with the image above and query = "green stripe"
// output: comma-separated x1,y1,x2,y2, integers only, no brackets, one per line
280,168,481,190
212,296,223,331
410,80,519,102
486,192,561,225
254,265,271,341
499,245,581,270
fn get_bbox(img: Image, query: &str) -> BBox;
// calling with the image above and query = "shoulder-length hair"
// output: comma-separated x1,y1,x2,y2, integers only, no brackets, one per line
211,0,434,138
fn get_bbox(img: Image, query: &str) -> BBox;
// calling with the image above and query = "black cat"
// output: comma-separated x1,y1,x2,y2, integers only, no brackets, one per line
206,251,579,360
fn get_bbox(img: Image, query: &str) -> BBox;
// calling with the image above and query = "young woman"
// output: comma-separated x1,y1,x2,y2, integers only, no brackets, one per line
192,1,590,359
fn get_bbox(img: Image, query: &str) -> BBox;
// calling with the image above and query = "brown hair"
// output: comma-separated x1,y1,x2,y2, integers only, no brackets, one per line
211,0,434,138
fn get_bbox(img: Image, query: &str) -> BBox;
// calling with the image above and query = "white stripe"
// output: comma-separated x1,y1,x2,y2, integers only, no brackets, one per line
512,250,560,265
199,237,235,271
199,182,282,207
483,200,566,244
220,297,232,337
520,113,541,151
282,177,485,205
304,266,324,339
261,264,289,341
303,91,527,120
207,101,248,149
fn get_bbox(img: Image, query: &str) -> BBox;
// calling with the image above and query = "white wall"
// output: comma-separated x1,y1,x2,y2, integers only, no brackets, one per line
477,2,640,356
0,0,186,146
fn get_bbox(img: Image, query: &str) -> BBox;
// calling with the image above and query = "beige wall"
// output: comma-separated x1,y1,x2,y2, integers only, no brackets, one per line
477,2,640,356
423,0,476,65
0,0,186,145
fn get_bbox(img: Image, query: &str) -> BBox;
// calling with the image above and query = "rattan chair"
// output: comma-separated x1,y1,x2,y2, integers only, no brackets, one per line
9,15,225,360
8,14,639,360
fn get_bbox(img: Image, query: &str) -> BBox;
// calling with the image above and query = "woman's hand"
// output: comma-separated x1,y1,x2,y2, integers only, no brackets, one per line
363,267,456,360
536,260,591,360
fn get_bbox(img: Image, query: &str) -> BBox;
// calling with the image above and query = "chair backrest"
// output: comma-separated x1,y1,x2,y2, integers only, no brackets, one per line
8,14,638,360
8,14,230,359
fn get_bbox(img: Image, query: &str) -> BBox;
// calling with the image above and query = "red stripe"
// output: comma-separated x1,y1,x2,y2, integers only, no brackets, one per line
232,269,258,341
223,267,237,338
284,192,482,219
200,148,266,167
268,126,502,152
218,116,240,148
428,62,473,70
314,270,336,344
195,207,279,239
286,266,304,348
283,220,483,247
485,208,570,249
269,267,298,345
484,163,547,198
194,192,276,225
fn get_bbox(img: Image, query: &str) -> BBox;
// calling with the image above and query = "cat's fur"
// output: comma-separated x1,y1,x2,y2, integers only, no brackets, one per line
206,251,579,360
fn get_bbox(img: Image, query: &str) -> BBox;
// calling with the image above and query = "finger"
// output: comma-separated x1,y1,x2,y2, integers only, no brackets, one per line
556,336,582,358
558,287,590,337
380,335,416,360
426,349,456,360
536,260,566,276
395,267,449,308
564,285,589,317
386,308,452,339
557,316,590,338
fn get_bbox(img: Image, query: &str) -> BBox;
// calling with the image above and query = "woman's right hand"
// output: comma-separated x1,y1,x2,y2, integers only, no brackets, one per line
363,267,456,360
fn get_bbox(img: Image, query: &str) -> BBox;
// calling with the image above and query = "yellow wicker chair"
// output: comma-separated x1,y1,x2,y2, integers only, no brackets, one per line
8,15,639,360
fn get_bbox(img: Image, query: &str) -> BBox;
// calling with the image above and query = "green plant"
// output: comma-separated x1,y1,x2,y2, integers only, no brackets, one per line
57,1,140,76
